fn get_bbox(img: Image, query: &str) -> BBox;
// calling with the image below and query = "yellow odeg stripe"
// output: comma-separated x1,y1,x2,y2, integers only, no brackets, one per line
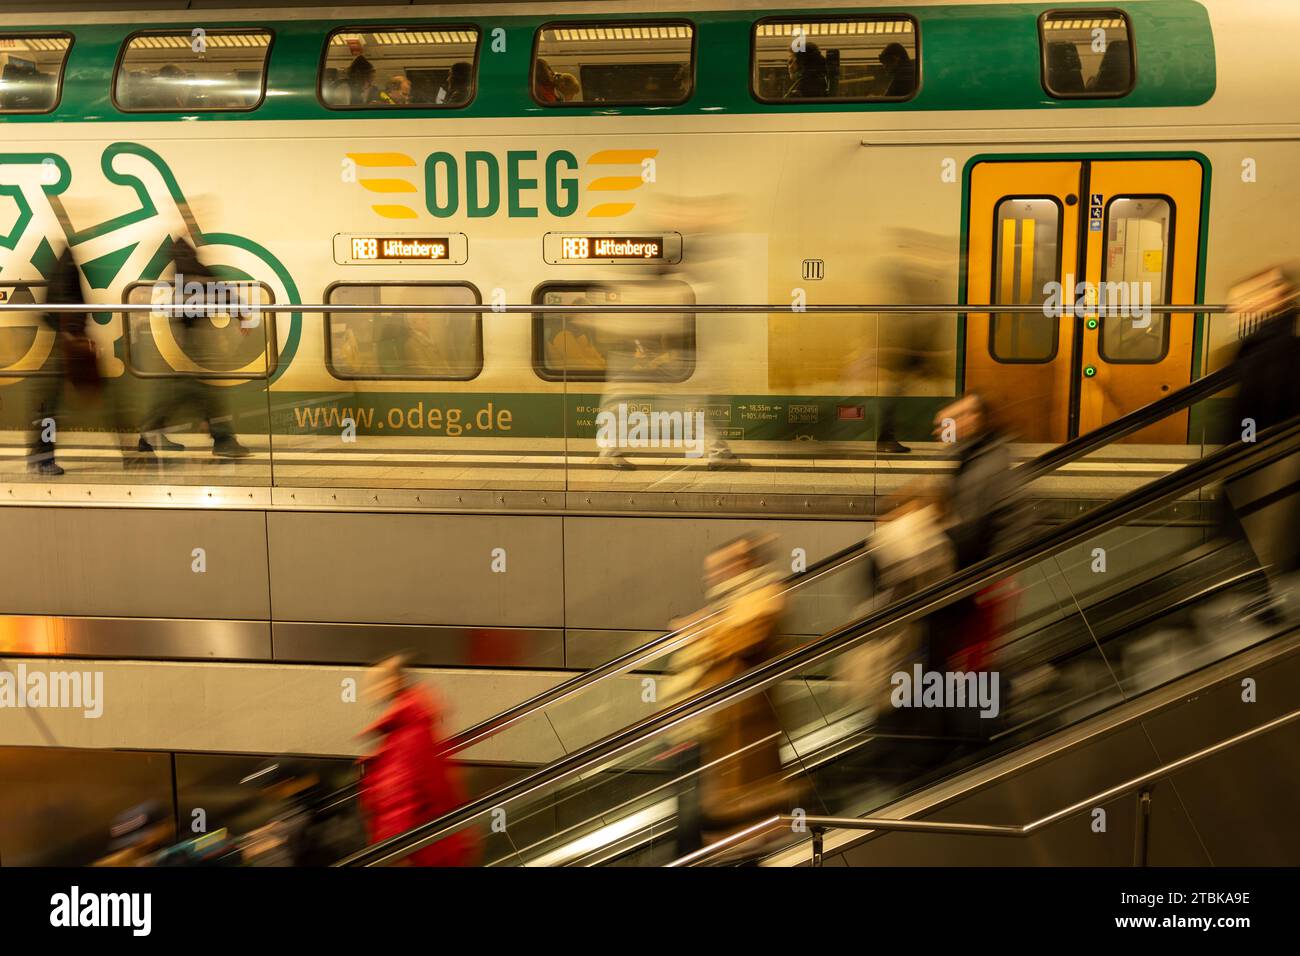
587,176,643,191
586,149,657,165
347,152,419,218
346,152,417,167
359,178,418,193
586,149,658,217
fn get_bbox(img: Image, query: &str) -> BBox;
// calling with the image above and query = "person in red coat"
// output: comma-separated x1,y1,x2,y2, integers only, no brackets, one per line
358,654,475,866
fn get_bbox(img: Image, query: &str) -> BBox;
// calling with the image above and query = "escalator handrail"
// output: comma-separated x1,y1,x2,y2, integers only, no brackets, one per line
338,414,1297,866
669,703,1300,866
1014,363,1235,484
434,364,1240,760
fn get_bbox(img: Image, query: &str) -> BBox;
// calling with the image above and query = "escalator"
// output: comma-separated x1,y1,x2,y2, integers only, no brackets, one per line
338,370,1300,866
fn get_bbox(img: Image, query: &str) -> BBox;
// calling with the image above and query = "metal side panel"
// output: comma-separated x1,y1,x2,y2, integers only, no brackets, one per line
562,516,873,632
0,657,621,764
0,616,271,661
266,511,564,627
271,621,565,669
834,721,1208,866
1138,649,1300,866
782,634,1300,867
0,506,270,620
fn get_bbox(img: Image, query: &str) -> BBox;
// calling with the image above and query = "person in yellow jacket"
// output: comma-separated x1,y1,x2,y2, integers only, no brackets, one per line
667,536,801,854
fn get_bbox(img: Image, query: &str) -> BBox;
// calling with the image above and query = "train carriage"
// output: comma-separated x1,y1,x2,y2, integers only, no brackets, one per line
0,0,1296,492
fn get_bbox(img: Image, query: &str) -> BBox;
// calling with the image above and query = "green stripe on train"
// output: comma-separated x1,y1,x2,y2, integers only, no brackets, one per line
268,392,952,442
0,1,1214,124
0,384,1236,442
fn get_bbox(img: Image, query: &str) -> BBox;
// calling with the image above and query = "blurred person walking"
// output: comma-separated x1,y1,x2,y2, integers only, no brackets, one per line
136,237,251,458
668,536,798,851
357,654,475,866
931,392,1027,653
1221,264,1300,611
926,392,1028,744
92,801,175,867
238,759,366,867
26,247,102,476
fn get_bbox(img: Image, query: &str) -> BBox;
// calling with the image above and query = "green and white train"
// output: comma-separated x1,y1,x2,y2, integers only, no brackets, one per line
0,0,1295,449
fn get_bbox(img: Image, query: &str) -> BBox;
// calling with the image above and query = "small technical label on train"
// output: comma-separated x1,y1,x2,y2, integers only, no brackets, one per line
738,403,780,423
788,403,820,424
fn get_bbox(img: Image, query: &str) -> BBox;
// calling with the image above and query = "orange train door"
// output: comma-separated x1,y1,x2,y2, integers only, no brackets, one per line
964,158,1204,444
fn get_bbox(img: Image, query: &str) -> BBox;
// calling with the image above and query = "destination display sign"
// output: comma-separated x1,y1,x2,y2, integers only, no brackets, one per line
353,237,449,261
543,232,682,265
333,233,468,265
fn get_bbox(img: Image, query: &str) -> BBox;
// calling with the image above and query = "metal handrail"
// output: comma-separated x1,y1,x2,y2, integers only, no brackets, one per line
0,301,1233,314
432,363,1238,761
336,416,1300,865
669,706,1300,866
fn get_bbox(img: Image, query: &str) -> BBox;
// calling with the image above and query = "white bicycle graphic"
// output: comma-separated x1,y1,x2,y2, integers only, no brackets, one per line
0,142,299,385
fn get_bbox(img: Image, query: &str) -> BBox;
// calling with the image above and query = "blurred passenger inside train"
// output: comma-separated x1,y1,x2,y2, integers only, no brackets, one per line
321,67,344,105
553,71,582,103
671,63,691,100
666,535,799,852
1045,41,1085,93
26,247,104,476
92,801,175,867
347,55,379,105
379,74,411,106
534,57,560,102
879,42,916,97
0,58,58,111
445,61,474,104
136,237,251,459
1088,39,1131,94
153,64,190,109
785,42,830,98
357,653,476,866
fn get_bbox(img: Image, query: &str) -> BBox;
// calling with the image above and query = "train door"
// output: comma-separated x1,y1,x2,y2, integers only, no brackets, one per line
964,158,1204,444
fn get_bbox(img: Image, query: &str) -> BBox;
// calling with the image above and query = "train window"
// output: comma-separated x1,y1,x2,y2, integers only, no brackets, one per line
121,279,278,378
752,16,918,103
533,281,694,382
1100,197,1172,364
325,283,482,381
320,26,479,109
1040,10,1134,98
531,21,694,106
990,197,1061,363
0,34,72,113
114,30,272,112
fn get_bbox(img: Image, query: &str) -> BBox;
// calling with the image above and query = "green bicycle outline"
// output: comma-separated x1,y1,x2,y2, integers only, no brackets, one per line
0,141,303,382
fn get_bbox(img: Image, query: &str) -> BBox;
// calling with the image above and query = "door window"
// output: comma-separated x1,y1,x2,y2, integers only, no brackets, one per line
990,197,1062,363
